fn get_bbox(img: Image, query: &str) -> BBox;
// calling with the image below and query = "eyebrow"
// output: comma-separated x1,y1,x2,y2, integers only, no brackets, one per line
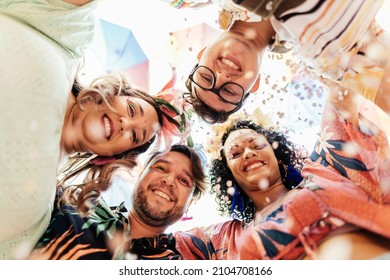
141,129,146,144
228,137,255,151
138,101,144,117
135,100,146,144
155,159,193,179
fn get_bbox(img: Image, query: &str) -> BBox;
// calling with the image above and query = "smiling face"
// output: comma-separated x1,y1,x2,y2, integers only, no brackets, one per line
195,31,260,112
223,129,281,193
69,95,160,156
132,151,194,227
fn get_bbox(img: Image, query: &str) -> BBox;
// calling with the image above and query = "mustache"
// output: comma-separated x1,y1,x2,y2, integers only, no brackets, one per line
148,182,177,202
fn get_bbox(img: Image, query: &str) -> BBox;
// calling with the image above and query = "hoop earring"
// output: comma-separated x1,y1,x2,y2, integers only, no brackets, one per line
197,47,207,61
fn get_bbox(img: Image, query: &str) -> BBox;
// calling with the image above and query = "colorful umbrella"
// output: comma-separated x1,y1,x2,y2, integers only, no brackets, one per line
90,18,150,90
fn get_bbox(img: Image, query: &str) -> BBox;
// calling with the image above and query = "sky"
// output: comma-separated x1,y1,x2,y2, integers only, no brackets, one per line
89,0,390,231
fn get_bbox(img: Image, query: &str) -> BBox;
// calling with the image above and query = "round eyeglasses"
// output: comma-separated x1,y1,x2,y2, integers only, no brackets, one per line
188,65,246,106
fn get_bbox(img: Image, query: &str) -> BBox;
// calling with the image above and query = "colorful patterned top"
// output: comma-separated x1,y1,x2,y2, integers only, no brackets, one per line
30,200,129,260
236,99,390,259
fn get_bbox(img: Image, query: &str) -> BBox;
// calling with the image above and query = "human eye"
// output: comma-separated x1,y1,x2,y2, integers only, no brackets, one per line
221,84,241,96
152,163,167,172
200,73,213,86
128,101,136,118
253,144,266,150
229,150,242,159
221,87,236,96
178,176,192,188
132,130,139,144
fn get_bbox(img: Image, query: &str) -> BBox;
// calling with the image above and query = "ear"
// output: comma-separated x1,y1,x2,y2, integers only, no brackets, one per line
250,74,261,93
197,47,207,62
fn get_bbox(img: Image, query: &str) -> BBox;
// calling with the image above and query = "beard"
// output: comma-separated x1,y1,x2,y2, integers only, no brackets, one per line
132,184,185,227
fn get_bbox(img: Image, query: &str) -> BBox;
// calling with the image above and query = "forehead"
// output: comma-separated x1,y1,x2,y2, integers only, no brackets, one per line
153,151,193,174
224,128,268,148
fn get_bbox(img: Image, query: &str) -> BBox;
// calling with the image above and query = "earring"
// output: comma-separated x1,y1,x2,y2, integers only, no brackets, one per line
180,211,193,221
197,47,207,61
250,74,261,93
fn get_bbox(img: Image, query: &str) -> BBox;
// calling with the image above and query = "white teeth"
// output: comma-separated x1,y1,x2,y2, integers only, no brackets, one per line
221,58,240,70
154,190,171,201
103,116,111,138
246,162,264,172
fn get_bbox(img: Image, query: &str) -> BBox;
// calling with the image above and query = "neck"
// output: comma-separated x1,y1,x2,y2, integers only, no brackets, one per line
128,210,167,239
248,179,288,211
230,19,275,51
60,92,77,158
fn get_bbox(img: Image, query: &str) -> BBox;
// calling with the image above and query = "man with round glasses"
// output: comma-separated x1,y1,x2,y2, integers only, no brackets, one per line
183,27,264,124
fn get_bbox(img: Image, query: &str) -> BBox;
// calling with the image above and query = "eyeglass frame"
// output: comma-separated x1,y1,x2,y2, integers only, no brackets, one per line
187,64,248,107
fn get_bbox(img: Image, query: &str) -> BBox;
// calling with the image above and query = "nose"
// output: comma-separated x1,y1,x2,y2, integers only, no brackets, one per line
244,147,257,159
162,172,176,188
119,116,130,133
215,70,231,86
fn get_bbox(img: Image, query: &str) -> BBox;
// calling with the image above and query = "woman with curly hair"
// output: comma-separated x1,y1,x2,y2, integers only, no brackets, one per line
235,80,390,260
209,120,304,224
171,79,390,260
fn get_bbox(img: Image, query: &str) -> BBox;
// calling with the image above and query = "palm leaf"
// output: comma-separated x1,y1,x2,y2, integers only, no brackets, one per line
330,158,348,177
327,140,344,150
263,229,296,245
185,234,212,260
258,232,279,258
328,148,369,172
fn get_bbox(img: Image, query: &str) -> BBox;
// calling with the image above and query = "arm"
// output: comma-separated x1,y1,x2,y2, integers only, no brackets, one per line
375,55,390,115
322,78,359,128
307,230,390,260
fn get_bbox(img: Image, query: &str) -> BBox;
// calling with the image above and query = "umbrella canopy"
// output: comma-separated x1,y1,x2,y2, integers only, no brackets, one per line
89,18,150,90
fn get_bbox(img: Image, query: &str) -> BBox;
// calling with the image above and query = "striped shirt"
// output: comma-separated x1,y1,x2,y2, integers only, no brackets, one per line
219,0,389,100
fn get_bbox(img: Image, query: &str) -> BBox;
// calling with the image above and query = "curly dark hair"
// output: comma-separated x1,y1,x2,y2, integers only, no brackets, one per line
209,120,305,224
183,77,247,124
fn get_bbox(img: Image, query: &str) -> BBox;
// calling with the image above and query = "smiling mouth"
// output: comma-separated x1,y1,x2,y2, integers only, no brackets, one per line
245,161,266,172
153,189,172,202
221,57,240,71
103,114,114,139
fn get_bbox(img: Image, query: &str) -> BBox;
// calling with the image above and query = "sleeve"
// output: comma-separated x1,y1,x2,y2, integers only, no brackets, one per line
30,200,126,260
270,0,385,87
304,99,390,204
174,220,245,260
0,1,96,259
0,0,97,59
